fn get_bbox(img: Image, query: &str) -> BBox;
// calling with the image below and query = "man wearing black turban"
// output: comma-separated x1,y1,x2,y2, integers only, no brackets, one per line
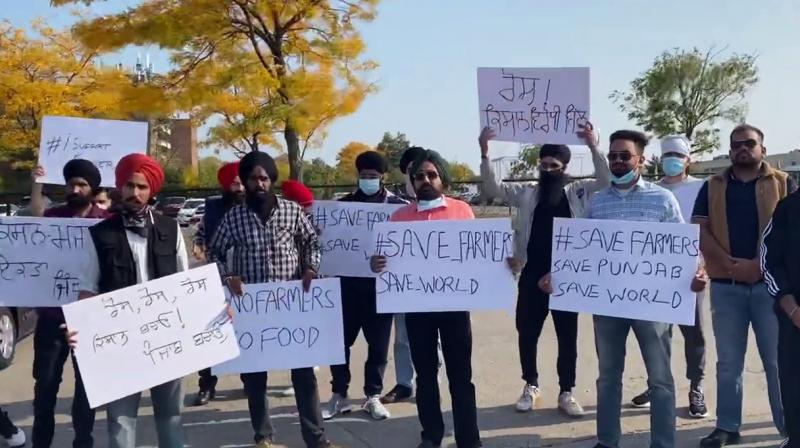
322,151,408,421
27,160,109,448
238,151,280,222
209,151,335,448
478,124,611,418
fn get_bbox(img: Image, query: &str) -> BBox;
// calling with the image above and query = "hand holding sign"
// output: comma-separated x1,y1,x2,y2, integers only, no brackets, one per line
370,255,387,273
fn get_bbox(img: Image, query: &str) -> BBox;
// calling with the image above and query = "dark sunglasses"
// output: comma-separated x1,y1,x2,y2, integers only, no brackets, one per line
607,152,634,162
414,171,440,181
731,139,758,151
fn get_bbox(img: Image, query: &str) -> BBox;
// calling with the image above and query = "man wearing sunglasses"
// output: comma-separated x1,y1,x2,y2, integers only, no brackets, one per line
693,124,793,447
371,149,481,448
629,135,710,418
539,129,707,448
478,122,610,418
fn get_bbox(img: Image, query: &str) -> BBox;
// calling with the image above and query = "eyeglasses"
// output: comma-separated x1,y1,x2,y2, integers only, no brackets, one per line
607,152,634,162
414,171,439,182
731,139,758,151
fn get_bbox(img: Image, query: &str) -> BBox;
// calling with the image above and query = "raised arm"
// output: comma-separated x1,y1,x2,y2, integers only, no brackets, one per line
478,127,528,205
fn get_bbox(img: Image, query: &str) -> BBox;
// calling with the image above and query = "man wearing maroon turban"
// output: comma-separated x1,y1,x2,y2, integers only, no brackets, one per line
69,153,190,448
190,161,245,407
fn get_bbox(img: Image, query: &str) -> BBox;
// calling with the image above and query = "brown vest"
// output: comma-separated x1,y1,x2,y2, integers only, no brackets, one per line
705,162,788,278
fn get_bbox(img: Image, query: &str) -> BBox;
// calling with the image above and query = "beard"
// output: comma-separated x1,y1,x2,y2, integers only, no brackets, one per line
415,183,441,201
732,153,760,169
245,188,276,221
538,171,569,207
223,190,245,208
121,197,146,215
66,193,92,209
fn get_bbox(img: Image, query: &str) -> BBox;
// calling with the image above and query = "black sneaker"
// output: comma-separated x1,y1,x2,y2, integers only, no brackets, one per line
192,389,215,406
380,384,413,404
700,428,741,447
630,389,651,408
689,388,709,418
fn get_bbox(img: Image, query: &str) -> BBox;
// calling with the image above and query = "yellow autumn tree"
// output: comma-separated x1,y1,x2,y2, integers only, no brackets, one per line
0,19,162,169
53,0,380,180
336,141,373,182
449,162,476,182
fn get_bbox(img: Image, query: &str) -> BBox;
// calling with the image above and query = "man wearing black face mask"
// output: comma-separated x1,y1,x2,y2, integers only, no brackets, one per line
28,159,108,448
479,123,610,417
209,151,336,448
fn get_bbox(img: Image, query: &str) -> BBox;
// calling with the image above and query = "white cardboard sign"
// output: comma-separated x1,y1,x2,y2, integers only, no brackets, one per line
371,218,516,313
38,116,148,187
309,201,405,277
548,218,700,325
212,278,345,374
63,264,239,408
0,216,101,307
477,67,590,145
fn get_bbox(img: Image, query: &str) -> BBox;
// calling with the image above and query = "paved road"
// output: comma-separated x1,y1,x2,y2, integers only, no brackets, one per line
0,301,786,448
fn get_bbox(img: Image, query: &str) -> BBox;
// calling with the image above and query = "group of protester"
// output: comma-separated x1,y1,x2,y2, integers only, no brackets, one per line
1,119,798,448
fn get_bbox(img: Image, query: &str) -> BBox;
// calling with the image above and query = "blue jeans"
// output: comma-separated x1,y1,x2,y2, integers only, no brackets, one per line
394,314,443,389
710,282,785,434
107,378,184,448
594,315,675,448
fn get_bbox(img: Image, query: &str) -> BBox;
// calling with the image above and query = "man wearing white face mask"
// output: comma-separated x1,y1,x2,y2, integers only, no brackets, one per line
628,135,710,418
323,151,409,421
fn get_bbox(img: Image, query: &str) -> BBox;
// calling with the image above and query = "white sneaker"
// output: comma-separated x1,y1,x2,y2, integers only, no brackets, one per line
5,427,26,448
558,391,585,417
515,383,540,412
322,393,352,420
363,395,391,420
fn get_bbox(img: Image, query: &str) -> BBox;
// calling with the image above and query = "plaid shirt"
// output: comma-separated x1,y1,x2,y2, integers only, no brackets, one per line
209,199,321,283
586,177,683,224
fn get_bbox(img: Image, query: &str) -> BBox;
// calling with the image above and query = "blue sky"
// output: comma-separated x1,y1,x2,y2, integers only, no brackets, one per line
6,0,800,174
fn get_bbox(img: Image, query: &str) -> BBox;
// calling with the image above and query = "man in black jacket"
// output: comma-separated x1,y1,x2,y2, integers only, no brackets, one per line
762,188,800,448
322,151,408,421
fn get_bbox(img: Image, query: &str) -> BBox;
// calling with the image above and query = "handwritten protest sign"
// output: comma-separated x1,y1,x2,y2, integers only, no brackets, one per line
477,67,590,145
63,264,238,408
371,218,516,313
548,218,700,325
0,216,101,307
213,278,344,374
38,116,148,187
309,201,405,277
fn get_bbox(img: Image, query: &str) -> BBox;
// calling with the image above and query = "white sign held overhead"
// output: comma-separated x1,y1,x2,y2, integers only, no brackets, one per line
477,67,590,145
372,218,516,313
0,216,101,307
63,264,239,408
309,201,405,277
212,278,345,375
548,218,700,325
38,116,148,187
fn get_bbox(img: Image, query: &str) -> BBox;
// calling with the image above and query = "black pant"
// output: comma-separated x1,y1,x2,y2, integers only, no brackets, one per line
778,309,800,447
197,368,218,392
677,289,707,389
406,311,481,448
240,369,327,447
330,283,393,397
32,316,95,448
516,273,578,391
0,406,17,439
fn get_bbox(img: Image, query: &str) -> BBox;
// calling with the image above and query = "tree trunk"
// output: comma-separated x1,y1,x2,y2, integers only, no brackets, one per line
284,124,303,181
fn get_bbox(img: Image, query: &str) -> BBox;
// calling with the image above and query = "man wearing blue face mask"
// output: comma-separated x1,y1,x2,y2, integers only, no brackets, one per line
323,150,409,421
628,135,709,418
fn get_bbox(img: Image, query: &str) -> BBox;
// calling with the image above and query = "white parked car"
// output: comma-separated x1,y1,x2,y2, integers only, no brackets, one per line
177,199,205,227
0,204,19,216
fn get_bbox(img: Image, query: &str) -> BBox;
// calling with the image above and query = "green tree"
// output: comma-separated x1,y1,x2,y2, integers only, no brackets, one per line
376,132,411,169
611,47,758,155
509,144,541,179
